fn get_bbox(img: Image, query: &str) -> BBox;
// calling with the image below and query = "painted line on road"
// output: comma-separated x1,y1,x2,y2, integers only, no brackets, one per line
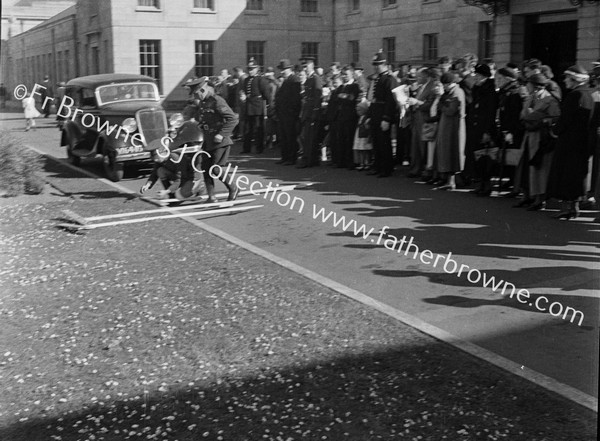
29,144,598,413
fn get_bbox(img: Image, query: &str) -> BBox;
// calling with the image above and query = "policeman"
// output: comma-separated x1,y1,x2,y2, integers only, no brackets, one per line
241,58,271,154
188,76,240,203
368,50,397,177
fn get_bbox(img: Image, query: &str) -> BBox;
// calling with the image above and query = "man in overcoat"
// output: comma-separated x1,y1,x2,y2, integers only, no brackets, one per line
296,56,323,168
274,59,302,165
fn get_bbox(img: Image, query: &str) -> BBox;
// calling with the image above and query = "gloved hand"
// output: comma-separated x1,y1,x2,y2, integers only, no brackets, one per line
381,121,390,132
139,182,152,194
214,134,223,143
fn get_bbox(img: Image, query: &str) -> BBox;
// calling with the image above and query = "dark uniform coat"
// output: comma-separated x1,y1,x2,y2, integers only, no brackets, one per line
368,70,397,175
300,72,323,122
547,84,595,200
243,74,271,116
193,94,238,152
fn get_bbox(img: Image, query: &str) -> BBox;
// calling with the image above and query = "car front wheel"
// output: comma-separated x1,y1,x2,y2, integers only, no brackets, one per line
103,154,124,182
65,135,81,166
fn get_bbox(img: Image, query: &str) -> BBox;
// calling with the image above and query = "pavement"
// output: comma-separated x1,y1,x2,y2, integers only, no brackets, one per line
1,112,598,409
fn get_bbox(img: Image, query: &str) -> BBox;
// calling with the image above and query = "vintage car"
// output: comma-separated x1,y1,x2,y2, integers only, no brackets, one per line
59,73,167,181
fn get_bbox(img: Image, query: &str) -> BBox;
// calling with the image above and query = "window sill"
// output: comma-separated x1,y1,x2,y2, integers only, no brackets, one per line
135,6,162,12
299,12,321,17
382,4,398,10
346,10,360,16
191,8,216,14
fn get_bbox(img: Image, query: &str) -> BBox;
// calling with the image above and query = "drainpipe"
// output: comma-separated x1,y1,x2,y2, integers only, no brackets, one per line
332,0,336,61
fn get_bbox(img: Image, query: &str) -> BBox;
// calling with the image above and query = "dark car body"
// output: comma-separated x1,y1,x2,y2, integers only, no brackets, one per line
59,73,167,181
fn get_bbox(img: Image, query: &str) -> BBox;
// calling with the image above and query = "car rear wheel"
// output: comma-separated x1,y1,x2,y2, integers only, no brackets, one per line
103,154,124,182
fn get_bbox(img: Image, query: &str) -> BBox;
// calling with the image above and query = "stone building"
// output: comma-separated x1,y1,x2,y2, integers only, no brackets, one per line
3,0,599,103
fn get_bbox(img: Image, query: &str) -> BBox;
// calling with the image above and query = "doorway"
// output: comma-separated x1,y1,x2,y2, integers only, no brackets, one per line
524,16,577,80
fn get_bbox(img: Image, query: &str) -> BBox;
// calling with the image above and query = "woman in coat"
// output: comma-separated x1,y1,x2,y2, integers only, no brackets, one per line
433,72,465,190
514,74,560,210
547,66,595,219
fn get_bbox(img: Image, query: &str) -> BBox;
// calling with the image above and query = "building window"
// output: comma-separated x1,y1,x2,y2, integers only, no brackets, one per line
195,40,214,76
382,37,395,64
423,33,438,61
301,0,318,13
139,40,161,92
194,0,214,9
301,42,319,66
247,41,265,68
138,0,160,7
348,40,359,64
246,0,263,10
383,0,396,7
64,50,70,79
478,21,492,60
349,0,360,11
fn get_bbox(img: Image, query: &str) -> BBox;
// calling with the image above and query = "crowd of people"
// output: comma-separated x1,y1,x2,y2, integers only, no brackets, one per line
208,51,600,220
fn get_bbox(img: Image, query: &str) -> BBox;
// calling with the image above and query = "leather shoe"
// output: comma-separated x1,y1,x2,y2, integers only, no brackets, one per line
513,199,533,208
205,196,218,204
227,187,240,201
527,202,546,211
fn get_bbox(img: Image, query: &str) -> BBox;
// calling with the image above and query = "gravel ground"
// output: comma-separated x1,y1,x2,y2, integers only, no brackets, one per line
0,159,597,440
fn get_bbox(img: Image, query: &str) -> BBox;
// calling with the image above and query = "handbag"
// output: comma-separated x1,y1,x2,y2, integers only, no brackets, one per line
421,122,438,142
473,142,500,162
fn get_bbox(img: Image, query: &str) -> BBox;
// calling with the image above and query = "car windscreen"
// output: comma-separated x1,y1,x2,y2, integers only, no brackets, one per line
95,82,159,105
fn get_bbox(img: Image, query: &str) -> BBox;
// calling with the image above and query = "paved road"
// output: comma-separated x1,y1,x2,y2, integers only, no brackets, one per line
2,114,598,403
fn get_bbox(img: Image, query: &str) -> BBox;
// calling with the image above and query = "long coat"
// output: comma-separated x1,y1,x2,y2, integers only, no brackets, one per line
275,74,301,118
547,84,595,201
517,90,561,196
435,84,465,174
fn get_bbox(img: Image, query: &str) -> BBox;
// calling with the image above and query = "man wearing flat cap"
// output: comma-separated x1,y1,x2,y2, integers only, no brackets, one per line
186,76,240,202
241,58,271,154
274,59,302,165
296,55,323,168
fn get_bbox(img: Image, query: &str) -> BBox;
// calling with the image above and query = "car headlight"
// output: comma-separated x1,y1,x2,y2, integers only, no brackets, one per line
121,118,137,133
169,113,184,129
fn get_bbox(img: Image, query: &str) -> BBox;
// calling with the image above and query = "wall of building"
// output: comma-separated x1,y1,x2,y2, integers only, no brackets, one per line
4,0,600,104
108,0,334,101
334,0,488,69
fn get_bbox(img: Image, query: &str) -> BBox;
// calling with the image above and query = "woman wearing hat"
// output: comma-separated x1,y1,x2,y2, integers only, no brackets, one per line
547,66,594,219
513,73,560,211
496,67,525,196
432,72,465,190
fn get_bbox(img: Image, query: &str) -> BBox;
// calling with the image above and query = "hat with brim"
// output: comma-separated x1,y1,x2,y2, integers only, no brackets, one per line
497,67,518,80
564,65,590,82
352,62,364,71
247,57,260,69
182,77,203,88
474,64,491,78
440,72,457,84
277,59,294,70
527,73,549,87
300,56,316,65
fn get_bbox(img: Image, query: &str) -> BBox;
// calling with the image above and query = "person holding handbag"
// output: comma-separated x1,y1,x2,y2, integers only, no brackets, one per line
513,74,560,210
